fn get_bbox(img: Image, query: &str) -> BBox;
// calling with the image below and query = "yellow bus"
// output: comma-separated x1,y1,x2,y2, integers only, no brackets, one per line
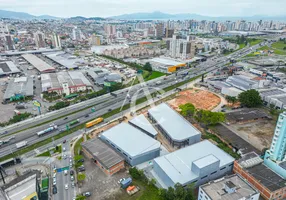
85,117,104,128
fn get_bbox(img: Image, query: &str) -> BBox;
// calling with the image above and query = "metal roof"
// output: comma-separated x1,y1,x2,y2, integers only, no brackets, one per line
129,114,158,137
3,77,34,99
0,61,20,75
153,140,235,186
43,51,84,69
200,174,259,200
21,54,55,72
100,123,160,157
82,138,124,169
148,103,201,142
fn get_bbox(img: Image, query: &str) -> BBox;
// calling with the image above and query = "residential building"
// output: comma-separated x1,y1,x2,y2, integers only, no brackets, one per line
34,31,45,48
90,34,102,46
0,22,8,36
152,140,235,188
52,33,61,49
99,123,161,166
198,174,260,200
264,112,286,178
155,23,164,38
82,138,125,176
234,152,286,200
148,103,201,147
165,28,174,38
166,35,195,60
4,35,14,51
72,27,82,41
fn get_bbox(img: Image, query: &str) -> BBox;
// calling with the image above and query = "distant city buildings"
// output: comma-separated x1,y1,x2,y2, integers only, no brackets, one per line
155,23,164,38
4,35,14,50
90,34,102,46
72,27,82,41
52,33,61,49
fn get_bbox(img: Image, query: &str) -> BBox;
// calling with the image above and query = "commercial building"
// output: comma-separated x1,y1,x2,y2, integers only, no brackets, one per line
221,87,243,97
166,35,195,60
41,71,93,95
129,114,158,139
234,152,286,200
152,140,235,188
43,51,85,70
226,108,270,124
22,54,56,73
1,170,40,200
82,138,125,176
259,88,286,109
148,103,201,147
34,31,45,49
149,57,187,73
225,75,259,91
100,123,161,166
86,68,122,86
0,61,20,76
198,174,260,200
264,112,286,178
3,77,34,101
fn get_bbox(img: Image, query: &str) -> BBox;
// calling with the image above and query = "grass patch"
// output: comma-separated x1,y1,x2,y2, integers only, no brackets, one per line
36,145,62,157
74,137,83,156
249,39,262,46
144,71,165,81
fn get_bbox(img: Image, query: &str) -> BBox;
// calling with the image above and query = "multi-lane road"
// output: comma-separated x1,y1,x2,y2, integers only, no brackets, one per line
0,42,266,159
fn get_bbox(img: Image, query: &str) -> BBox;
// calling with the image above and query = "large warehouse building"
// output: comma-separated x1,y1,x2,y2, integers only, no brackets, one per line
129,114,158,138
3,77,34,101
149,57,187,73
100,123,161,166
0,61,20,76
152,140,235,188
148,103,201,148
82,138,125,176
41,71,93,95
22,54,55,73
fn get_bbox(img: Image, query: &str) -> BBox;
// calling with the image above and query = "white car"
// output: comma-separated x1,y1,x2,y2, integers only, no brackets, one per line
65,184,68,190
63,154,67,159
63,147,66,152
53,173,56,178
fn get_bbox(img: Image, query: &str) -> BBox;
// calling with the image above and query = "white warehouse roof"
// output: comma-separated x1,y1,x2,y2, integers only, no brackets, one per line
100,123,160,157
22,54,55,73
148,103,201,142
129,114,158,137
153,140,235,186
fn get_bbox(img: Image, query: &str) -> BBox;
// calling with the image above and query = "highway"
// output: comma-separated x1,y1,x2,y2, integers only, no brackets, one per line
0,42,266,159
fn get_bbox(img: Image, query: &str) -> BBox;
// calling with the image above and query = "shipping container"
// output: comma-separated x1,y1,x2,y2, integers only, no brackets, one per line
121,177,132,189
85,117,104,128
69,119,80,126
16,141,27,148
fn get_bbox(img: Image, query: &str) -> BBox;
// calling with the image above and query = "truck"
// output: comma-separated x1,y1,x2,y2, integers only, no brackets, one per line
110,92,117,97
155,81,161,85
85,117,104,128
37,125,58,136
69,119,80,126
16,141,27,149
121,177,132,189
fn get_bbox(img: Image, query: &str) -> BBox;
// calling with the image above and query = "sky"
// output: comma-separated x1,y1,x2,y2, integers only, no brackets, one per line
0,0,285,18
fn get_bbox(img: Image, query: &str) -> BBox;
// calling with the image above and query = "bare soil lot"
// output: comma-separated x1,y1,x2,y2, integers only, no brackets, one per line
168,89,221,111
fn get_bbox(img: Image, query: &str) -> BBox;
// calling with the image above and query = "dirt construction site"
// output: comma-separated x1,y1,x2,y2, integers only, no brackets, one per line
168,88,221,111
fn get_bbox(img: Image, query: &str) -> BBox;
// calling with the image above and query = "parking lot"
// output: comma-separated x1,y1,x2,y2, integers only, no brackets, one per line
80,154,129,200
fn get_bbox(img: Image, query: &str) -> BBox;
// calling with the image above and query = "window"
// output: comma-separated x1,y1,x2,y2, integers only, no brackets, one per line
129,157,132,160
229,163,233,167
191,180,198,184
220,167,226,170
106,139,110,143
123,152,128,157
111,143,115,147
116,148,121,152
201,175,208,179
211,171,217,175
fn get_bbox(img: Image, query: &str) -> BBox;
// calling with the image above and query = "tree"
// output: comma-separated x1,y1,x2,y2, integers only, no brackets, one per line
238,89,262,107
225,96,238,105
143,62,152,72
75,195,86,200
77,173,86,182
196,110,225,125
179,103,196,118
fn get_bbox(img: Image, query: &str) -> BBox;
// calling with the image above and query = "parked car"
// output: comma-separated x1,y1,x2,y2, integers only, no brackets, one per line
70,170,74,175
52,186,57,194
82,192,91,197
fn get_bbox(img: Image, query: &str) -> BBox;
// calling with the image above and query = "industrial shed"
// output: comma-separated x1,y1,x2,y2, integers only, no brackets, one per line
21,54,55,73
100,123,161,166
0,61,20,76
129,114,158,138
82,138,125,175
148,103,201,148
152,140,235,189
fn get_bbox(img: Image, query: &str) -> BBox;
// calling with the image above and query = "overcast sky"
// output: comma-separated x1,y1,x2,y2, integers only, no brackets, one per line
0,0,285,18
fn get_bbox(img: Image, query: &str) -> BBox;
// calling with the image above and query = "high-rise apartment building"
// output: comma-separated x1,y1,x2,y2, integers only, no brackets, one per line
90,34,102,46
34,31,45,48
264,112,286,178
155,23,164,38
165,28,174,38
104,24,116,36
72,27,82,41
166,35,195,60
4,35,14,50
0,22,8,36
52,33,61,49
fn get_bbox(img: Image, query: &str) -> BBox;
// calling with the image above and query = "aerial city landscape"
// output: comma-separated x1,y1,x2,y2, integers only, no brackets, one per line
0,0,286,199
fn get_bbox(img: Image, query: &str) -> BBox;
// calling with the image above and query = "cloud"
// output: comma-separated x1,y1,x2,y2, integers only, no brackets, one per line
0,0,285,17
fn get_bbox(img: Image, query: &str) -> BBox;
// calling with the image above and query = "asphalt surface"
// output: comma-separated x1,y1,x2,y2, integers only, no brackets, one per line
0,42,267,159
